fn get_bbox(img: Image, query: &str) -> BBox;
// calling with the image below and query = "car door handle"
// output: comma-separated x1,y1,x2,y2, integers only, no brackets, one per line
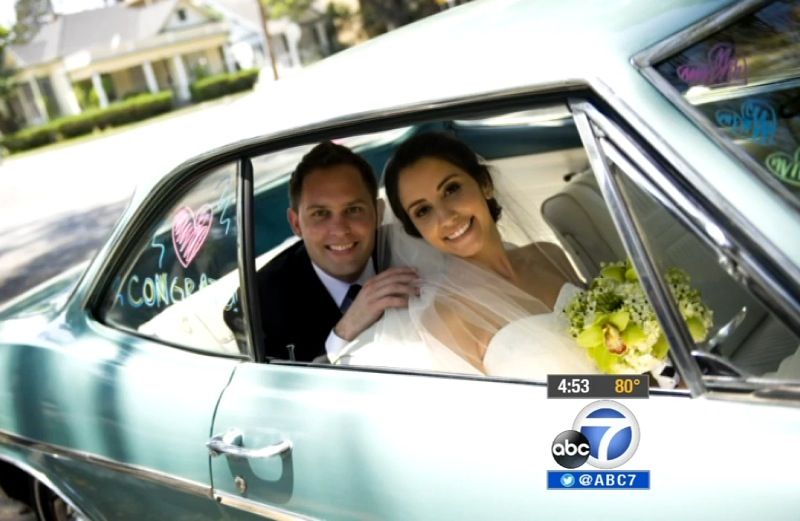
207,428,292,459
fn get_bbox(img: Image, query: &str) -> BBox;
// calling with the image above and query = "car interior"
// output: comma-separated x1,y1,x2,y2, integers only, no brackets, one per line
98,103,800,383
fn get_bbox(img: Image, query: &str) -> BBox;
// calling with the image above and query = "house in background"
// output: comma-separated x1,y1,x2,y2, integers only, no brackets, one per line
2,0,322,129
203,0,350,72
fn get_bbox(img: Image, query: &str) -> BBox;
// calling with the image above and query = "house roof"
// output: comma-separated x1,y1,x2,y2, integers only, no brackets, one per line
10,0,179,67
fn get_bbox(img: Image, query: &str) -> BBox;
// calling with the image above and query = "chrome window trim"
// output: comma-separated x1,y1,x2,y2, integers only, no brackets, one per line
572,106,707,397
0,453,92,520
573,100,800,400
0,428,213,500
632,0,764,67
577,101,800,331
631,0,800,212
215,491,318,521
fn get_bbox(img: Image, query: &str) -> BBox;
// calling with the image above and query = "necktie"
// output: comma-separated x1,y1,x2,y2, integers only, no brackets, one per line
340,284,362,313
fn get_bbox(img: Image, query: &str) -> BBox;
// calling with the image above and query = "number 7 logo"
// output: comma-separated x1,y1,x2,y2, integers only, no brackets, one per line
573,400,640,469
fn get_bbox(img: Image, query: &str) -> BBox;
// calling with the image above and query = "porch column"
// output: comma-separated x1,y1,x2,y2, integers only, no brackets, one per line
221,45,236,73
287,32,301,68
91,73,109,108
50,66,81,116
142,60,159,93
15,88,39,126
171,54,190,102
28,78,49,122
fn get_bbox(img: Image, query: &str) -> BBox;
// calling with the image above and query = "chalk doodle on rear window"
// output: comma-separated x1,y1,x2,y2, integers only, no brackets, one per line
714,99,777,145
677,42,747,87
765,147,800,186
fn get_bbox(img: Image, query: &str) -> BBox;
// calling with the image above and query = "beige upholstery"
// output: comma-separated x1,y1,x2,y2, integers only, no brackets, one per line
541,171,624,280
541,170,798,376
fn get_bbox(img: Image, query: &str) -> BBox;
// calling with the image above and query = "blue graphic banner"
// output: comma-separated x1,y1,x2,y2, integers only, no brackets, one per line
547,470,650,490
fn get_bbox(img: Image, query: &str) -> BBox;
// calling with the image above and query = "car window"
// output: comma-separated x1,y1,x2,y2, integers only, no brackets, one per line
99,163,244,355
236,102,798,388
614,170,800,382
654,0,800,201
243,108,631,378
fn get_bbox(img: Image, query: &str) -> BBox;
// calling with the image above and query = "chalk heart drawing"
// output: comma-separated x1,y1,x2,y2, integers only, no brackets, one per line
765,148,800,187
172,204,214,268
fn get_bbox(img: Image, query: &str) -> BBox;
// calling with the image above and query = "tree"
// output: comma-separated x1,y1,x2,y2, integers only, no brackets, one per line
358,0,440,36
13,0,52,44
261,0,315,22
0,25,21,135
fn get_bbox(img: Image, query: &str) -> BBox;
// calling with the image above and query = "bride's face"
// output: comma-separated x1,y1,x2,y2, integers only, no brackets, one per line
398,156,497,259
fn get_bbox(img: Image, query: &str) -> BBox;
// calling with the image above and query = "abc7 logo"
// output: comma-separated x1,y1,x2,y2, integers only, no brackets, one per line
551,400,640,469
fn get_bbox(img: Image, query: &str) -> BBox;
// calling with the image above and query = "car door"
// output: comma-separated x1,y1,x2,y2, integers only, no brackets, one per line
6,160,253,520
209,98,800,520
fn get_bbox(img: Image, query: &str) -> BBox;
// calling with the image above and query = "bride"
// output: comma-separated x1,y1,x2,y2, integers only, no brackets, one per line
334,132,598,378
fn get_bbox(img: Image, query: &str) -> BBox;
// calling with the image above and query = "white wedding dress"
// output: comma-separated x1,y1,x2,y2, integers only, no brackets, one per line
334,283,598,378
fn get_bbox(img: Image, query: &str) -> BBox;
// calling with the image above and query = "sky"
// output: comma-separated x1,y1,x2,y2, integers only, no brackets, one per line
1,0,107,28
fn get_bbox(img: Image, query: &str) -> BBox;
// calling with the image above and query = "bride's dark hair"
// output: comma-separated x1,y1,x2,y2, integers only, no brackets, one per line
384,132,502,237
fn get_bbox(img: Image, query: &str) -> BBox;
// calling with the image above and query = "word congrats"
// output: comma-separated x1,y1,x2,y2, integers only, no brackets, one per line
547,471,650,490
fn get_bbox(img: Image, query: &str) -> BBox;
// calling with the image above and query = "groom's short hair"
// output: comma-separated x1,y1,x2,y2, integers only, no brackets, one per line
290,141,378,210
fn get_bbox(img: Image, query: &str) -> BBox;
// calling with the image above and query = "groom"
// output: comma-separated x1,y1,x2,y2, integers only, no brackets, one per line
254,141,418,362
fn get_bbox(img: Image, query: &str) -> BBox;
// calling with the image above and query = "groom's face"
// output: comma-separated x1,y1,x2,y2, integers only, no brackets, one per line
288,164,378,283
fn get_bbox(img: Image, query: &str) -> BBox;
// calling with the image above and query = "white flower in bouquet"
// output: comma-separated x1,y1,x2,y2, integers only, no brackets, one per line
564,260,713,374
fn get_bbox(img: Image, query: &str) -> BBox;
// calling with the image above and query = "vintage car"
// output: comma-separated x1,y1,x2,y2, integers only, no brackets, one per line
1,0,799,519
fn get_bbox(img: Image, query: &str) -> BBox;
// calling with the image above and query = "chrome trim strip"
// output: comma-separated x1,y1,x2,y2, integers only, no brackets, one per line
0,428,212,499
215,491,318,521
0,453,92,521
631,0,800,212
580,101,800,331
572,105,707,397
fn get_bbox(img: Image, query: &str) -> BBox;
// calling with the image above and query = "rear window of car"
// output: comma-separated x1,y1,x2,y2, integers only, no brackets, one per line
653,0,800,201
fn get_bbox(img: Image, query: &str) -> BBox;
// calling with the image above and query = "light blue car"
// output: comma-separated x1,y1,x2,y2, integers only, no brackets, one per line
1,0,799,519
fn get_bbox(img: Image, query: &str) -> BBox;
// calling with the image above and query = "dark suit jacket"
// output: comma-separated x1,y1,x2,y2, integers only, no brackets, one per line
255,240,342,361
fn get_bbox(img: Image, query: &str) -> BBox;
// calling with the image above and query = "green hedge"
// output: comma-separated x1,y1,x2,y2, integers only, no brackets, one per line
190,68,259,103
1,123,58,152
1,91,174,152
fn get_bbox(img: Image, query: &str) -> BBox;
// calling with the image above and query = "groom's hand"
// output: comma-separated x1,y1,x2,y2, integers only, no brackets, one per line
334,267,420,341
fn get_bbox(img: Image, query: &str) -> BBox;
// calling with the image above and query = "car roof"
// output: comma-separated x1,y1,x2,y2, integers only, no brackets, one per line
250,0,735,135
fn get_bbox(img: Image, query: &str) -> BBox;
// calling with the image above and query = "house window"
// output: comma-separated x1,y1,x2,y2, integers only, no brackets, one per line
177,8,187,21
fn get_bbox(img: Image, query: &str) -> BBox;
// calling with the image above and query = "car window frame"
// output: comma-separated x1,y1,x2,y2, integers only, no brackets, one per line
85,154,255,361
572,99,800,399
229,91,705,396
82,84,798,400
633,0,800,213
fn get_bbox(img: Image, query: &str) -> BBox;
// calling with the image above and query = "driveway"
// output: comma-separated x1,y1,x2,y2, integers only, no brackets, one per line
0,90,276,305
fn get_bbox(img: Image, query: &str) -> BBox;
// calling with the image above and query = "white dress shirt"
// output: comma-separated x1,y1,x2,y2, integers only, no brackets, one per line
311,261,375,358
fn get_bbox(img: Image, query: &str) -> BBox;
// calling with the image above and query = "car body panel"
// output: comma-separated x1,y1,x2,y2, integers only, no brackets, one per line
0,307,241,517
211,363,800,520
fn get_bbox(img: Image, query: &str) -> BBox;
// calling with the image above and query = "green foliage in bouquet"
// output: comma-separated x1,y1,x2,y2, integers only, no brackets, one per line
564,260,713,374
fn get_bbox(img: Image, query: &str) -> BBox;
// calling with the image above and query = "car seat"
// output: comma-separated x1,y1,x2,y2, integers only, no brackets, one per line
541,170,798,376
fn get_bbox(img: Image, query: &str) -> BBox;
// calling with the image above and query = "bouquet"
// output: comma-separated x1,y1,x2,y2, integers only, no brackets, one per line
564,260,713,374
